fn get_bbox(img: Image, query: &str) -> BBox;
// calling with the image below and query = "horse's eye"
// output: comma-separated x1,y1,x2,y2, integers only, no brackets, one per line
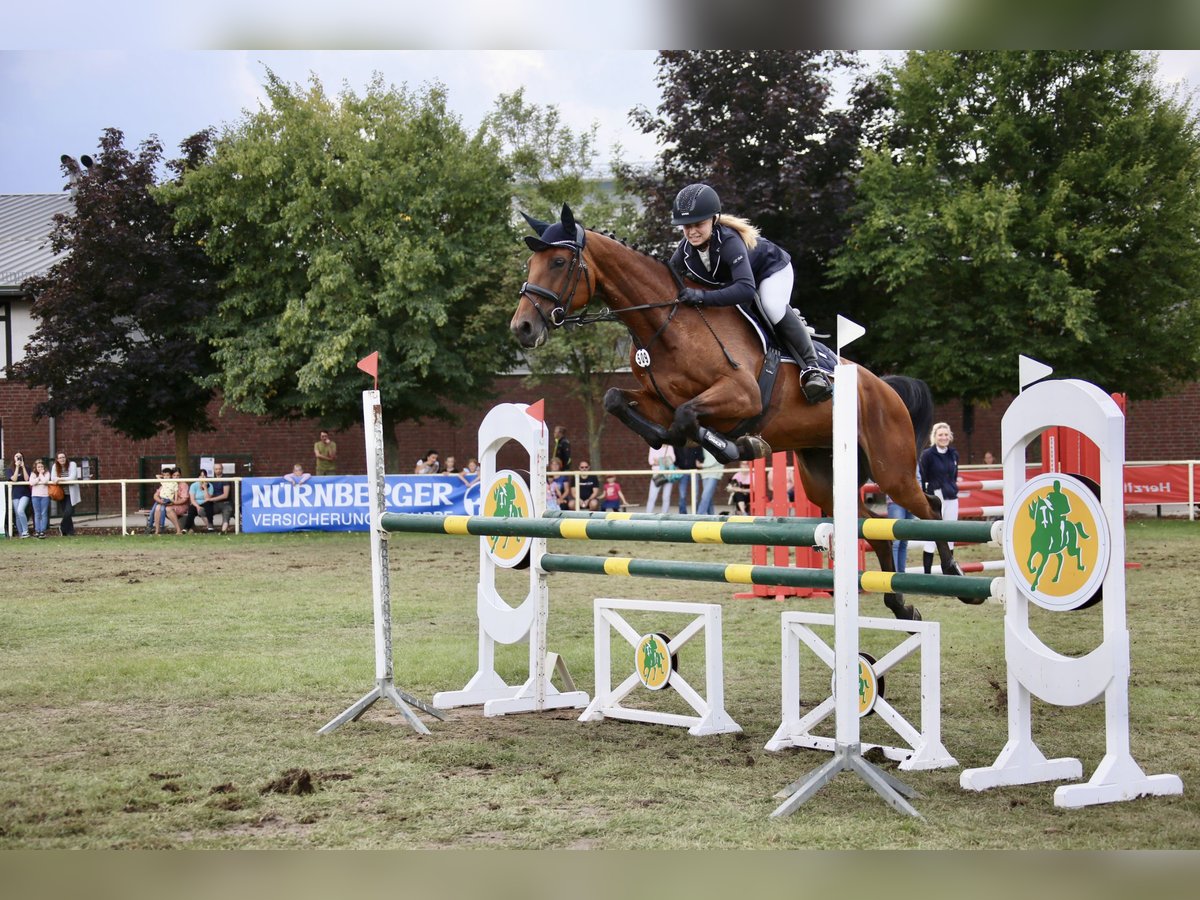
551,257,566,268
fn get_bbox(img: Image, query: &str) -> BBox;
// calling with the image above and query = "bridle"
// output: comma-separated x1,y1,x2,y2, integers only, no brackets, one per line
518,239,594,329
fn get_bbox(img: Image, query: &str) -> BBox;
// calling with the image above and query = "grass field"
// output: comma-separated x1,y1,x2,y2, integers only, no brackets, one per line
0,519,1196,849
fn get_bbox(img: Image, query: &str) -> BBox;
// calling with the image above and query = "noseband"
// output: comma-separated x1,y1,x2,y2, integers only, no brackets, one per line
519,241,592,329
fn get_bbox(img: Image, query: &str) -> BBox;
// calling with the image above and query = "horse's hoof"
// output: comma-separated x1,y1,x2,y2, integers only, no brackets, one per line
909,606,922,621
735,435,772,460
958,595,986,605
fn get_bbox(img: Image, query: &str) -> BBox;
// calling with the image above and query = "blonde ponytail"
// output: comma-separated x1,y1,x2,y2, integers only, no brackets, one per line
719,214,760,251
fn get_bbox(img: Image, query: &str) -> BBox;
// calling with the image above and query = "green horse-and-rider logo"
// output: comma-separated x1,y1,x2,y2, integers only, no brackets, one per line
1026,479,1091,592
482,469,532,566
636,633,673,691
1007,472,1111,612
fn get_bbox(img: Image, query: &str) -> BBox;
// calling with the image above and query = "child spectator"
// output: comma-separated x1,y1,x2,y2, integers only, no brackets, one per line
600,474,628,512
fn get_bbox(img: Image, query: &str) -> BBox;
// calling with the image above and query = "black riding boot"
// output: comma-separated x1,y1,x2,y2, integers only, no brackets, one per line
774,308,833,403
923,552,934,575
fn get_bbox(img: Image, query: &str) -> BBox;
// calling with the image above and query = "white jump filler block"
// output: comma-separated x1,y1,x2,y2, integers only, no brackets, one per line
766,611,957,771
580,598,741,736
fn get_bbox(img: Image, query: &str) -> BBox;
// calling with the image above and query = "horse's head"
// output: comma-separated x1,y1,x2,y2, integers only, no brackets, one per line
511,203,594,349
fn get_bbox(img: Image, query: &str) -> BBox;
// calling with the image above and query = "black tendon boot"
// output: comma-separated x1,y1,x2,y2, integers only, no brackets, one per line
774,308,833,403
923,552,934,575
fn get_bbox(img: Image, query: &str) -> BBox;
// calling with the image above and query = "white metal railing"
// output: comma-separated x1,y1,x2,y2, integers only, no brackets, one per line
1,477,244,537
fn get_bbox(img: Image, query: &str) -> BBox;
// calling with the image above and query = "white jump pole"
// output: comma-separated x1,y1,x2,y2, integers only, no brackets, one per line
772,317,922,818
319,390,444,735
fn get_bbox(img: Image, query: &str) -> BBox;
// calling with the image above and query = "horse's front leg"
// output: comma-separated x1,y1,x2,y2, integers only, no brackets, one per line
603,387,673,449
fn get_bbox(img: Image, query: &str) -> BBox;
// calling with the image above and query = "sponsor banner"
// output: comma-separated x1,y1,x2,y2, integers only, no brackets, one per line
1122,463,1196,504
241,475,481,533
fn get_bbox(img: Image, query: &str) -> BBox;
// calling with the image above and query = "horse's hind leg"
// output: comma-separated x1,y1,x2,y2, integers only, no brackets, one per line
866,535,921,621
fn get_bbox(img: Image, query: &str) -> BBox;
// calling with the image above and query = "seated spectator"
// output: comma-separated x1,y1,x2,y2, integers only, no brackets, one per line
208,468,235,534
726,461,752,516
549,458,572,510
574,461,600,511
283,463,311,485
150,467,184,535
414,450,440,474
186,469,216,533
600,474,628,512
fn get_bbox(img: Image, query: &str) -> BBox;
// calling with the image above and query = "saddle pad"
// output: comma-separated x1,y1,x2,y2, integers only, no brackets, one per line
735,306,838,374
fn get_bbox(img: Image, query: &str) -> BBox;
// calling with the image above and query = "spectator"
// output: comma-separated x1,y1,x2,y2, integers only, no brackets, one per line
645,443,676,514
283,464,311,485
28,458,51,539
548,458,572,510
600,474,628,512
674,443,703,514
545,459,564,511
150,466,184,535
314,429,338,475
51,451,81,537
552,425,571,470
726,461,752,515
208,467,235,534
697,449,724,516
983,450,996,466
920,422,960,574
886,493,916,573
458,458,480,488
414,449,440,474
574,461,600,511
443,455,459,475
6,452,32,538
186,469,216,533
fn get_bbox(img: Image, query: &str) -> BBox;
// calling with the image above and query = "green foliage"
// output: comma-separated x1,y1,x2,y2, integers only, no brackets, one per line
616,51,884,327
485,89,642,466
832,51,1200,402
15,128,220,444
166,71,518,433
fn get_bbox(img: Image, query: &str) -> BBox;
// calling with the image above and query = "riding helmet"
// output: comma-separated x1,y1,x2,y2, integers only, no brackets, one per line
671,183,721,225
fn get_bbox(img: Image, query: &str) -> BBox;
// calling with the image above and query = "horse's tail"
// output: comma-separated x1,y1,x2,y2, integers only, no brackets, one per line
882,375,935,454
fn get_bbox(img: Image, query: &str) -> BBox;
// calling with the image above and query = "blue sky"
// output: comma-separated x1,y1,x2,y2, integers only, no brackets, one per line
3,23,1200,196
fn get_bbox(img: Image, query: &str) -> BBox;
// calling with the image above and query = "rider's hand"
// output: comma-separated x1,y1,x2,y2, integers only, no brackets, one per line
679,288,706,307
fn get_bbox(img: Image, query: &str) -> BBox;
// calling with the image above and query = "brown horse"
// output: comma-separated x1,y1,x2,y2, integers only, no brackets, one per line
511,205,967,620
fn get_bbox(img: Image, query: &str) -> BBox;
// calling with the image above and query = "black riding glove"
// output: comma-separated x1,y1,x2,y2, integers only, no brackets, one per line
679,288,706,307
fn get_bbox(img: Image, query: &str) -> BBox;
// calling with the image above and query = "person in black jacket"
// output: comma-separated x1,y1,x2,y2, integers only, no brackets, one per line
919,422,960,574
669,183,832,403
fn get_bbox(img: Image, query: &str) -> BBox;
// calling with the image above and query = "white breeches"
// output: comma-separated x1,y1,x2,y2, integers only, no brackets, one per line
924,495,959,552
759,266,795,324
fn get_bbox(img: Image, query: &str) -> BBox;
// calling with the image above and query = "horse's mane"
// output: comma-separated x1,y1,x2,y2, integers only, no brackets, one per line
588,228,674,271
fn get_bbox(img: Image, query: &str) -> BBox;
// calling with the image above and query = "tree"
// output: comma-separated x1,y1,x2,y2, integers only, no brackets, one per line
166,71,519,465
14,128,221,473
485,89,642,467
616,50,884,328
830,51,1200,403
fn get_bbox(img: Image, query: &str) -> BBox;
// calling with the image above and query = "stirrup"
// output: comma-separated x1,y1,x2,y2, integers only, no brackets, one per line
800,367,833,403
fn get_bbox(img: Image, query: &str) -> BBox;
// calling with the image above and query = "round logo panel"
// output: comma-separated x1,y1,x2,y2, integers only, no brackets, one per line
481,469,533,568
635,632,675,691
1005,472,1110,611
831,653,883,717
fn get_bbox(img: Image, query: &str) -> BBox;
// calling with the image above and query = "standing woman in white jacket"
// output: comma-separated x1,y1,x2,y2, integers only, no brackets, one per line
644,444,676,514
51,451,81,537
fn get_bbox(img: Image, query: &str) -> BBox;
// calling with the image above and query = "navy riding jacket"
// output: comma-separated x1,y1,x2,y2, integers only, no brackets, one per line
669,224,791,308
919,446,960,500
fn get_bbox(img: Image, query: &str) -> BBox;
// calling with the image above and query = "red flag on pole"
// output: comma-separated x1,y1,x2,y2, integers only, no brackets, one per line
357,351,379,390
526,399,545,423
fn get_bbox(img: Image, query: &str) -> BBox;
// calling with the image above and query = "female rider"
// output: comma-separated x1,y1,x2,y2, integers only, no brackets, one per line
669,183,832,403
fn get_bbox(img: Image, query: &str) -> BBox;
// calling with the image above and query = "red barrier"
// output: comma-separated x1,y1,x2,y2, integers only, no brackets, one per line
733,452,833,601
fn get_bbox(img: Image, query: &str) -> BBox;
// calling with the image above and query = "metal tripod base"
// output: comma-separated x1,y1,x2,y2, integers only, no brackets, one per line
771,744,923,819
319,678,446,736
